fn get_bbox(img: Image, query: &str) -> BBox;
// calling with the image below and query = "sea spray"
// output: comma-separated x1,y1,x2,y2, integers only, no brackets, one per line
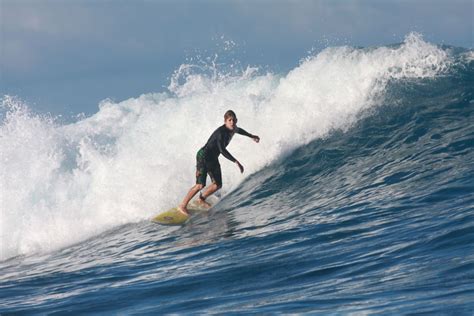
0,33,450,260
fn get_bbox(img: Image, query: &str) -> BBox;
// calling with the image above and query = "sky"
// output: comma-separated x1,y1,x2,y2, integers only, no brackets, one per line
1,0,473,116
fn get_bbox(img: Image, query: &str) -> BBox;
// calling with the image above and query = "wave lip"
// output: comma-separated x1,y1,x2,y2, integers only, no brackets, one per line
1,33,453,261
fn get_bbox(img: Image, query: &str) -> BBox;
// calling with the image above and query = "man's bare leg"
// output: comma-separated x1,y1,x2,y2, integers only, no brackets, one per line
197,183,220,208
179,184,203,215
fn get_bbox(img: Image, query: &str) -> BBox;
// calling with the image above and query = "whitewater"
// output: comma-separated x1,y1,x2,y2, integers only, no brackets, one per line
1,33,473,314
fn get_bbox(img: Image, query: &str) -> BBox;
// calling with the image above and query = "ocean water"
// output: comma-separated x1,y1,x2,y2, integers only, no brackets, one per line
1,33,473,314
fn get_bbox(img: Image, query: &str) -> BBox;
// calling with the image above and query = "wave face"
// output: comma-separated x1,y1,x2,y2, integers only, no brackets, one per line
1,34,473,314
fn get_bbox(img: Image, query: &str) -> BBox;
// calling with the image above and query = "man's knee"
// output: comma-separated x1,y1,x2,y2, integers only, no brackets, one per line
195,184,204,190
210,181,222,190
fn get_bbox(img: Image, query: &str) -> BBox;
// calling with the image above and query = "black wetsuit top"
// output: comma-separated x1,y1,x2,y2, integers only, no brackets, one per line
202,125,253,163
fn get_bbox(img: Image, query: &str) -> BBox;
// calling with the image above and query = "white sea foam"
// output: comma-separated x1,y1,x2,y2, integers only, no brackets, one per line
0,33,450,260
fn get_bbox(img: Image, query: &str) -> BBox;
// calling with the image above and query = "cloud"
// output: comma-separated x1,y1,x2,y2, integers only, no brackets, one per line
1,1,173,81
228,0,472,46
1,1,472,86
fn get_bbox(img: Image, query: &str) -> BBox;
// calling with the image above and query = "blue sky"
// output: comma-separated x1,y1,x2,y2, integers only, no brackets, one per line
1,0,473,116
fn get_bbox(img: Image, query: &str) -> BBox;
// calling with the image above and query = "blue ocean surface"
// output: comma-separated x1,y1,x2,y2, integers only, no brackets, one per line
1,34,473,314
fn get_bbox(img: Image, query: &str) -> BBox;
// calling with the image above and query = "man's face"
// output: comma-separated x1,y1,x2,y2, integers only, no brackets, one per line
225,116,237,130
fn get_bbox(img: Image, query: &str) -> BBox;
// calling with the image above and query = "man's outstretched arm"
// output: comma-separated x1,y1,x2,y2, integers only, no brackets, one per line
236,127,260,143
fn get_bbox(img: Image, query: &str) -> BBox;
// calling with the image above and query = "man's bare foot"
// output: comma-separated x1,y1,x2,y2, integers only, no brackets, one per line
178,205,189,216
196,197,212,209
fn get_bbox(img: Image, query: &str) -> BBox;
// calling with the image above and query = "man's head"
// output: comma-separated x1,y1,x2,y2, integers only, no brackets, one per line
224,110,237,130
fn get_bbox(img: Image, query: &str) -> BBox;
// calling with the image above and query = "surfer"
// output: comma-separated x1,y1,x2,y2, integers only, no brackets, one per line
178,110,260,215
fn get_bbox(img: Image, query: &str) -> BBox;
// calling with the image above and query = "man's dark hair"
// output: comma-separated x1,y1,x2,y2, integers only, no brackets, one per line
224,110,237,121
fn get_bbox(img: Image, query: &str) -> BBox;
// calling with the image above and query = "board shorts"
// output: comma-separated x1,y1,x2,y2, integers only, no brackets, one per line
196,148,222,187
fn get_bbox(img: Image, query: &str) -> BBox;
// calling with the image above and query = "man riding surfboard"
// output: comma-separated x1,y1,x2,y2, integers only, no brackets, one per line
178,110,260,215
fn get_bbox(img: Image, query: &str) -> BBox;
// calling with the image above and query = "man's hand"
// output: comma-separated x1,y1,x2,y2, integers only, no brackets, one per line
252,135,260,143
236,161,244,173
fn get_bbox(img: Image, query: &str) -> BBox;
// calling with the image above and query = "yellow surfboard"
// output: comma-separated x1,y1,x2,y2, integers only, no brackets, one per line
152,207,189,225
152,200,213,225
